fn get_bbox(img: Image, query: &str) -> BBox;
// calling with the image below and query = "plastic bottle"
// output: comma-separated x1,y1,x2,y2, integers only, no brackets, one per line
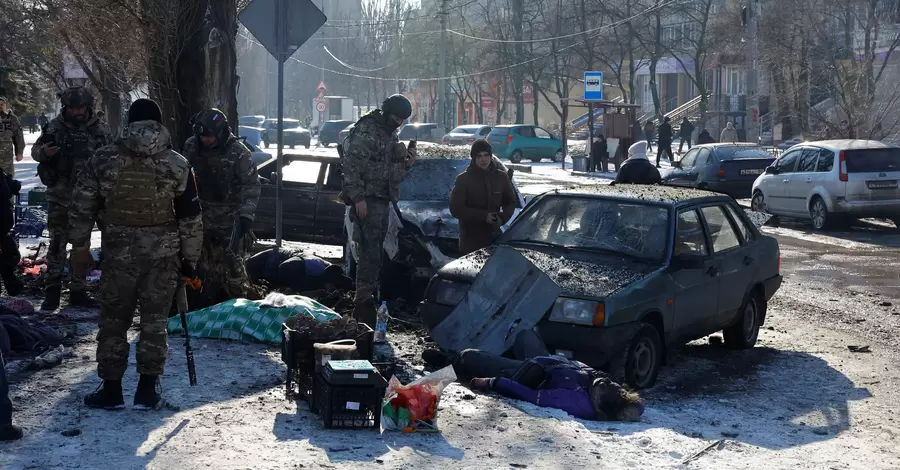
374,301,389,343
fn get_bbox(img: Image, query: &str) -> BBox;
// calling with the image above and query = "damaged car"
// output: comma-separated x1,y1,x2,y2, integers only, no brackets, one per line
344,143,525,301
420,185,782,389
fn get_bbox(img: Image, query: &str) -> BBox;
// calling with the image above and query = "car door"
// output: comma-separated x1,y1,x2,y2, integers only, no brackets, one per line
516,126,537,158
762,149,801,214
699,204,756,330
785,147,819,214
314,160,347,239
693,148,713,187
534,127,556,158
667,149,700,186
670,208,719,341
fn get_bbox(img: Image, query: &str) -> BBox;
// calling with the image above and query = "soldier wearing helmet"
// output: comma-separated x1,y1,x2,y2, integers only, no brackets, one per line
31,86,111,312
182,108,260,300
341,94,417,325
0,96,26,177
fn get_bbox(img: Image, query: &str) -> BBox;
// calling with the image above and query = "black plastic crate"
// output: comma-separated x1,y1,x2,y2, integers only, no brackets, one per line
281,322,375,372
322,360,387,387
315,376,386,430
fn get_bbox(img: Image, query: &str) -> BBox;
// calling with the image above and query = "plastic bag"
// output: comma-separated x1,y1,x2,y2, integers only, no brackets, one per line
381,365,457,433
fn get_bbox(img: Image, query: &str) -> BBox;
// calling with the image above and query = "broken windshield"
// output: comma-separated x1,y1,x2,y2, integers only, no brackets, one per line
500,195,670,260
399,159,470,201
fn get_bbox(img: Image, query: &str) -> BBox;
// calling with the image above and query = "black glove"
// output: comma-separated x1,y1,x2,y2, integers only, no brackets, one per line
239,216,253,238
181,260,197,279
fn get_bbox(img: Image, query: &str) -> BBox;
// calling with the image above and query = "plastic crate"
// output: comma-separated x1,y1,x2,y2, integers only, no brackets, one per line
315,374,386,430
282,322,375,400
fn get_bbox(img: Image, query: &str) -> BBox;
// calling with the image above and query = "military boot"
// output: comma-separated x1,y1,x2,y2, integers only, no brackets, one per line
1,270,22,297
40,286,62,312
68,290,97,308
84,380,125,410
134,375,165,411
353,302,377,328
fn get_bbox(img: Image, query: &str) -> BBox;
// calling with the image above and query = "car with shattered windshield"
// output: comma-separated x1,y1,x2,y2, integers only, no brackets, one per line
420,185,782,389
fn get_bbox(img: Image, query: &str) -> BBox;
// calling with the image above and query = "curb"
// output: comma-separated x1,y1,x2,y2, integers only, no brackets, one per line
506,164,532,173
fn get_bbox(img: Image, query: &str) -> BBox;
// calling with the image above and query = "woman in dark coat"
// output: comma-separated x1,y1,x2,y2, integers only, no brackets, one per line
590,135,608,172
696,129,716,145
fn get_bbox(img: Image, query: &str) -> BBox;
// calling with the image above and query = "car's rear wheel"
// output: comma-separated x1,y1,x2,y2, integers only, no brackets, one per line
723,290,764,349
751,191,767,212
305,142,311,149
510,150,523,164
810,196,831,230
552,150,565,163
623,323,663,389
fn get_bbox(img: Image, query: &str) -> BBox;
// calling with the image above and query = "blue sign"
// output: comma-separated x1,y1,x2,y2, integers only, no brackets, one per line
584,72,604,101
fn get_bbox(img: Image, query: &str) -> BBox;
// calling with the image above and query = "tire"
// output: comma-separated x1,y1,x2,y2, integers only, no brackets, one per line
263,141,270,149
305,142,310,149
723,290,764,349
552,150,564,163
290,144,296,149
751,191,767,213
622,323,664,389
530,156,542,163
510,150,523,164
810,196,831,230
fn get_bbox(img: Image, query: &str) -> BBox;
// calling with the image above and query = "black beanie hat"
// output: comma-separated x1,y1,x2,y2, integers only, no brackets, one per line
127,98,162,124
470,139,493,158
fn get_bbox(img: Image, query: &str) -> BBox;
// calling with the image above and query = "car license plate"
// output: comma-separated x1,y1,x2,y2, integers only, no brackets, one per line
740,169,764,175
867,180,898,189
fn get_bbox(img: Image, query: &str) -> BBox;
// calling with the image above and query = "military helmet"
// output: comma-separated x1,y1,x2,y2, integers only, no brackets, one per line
381,94,412,120
191,108,230,142
60,87,94,108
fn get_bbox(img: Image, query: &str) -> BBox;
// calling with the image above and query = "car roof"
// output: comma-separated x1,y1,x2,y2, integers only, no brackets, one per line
555,184,730,205
691,143,762,150
325,120,353,123
406,123,437,127
493,124,527,128
453,124,486,129
787,139,897,151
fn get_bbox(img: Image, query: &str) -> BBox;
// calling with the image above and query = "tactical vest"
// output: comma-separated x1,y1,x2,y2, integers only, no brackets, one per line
0,116,14,141
104,153,176,227
192,139,237,204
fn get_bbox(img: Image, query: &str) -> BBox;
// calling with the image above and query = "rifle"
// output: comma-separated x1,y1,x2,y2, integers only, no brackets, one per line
176,277,202,386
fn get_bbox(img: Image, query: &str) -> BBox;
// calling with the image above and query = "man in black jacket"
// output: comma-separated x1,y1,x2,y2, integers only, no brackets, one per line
616,141,661,185
678,117,695,153
656,117,674,168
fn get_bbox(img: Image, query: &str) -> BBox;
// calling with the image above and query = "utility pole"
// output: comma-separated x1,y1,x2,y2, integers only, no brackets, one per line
438,0,449,131
744,0,759,143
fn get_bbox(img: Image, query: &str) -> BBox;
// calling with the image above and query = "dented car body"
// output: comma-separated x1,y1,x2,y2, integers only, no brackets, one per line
420,185,782,389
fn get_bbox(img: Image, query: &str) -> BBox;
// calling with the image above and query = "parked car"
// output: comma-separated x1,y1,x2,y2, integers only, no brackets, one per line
662,143,776,198
487,125,565,163
419,185,782,389
751,140,900,230
319,120,355,147
398,123,441,142
344,142,525,300
261,118,311,149
441,125,492,145
239,138,274,168
338,123,355,145
238,126,264,147
239,115,266,127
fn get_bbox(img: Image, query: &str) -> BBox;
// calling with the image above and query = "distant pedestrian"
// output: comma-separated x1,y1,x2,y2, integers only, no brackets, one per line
38,113,49,131
720,122,738,143
678,117,695,153
696,129,716,144
643,120,655,152
656,117,674,167
590,135,609,173
0,97,25,178
616,141,661,185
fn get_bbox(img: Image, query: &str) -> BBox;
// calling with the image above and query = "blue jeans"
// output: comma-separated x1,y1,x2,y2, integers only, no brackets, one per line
0,352,11,426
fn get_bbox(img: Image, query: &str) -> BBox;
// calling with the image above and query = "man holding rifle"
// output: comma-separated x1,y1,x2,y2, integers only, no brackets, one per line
68,99,203,410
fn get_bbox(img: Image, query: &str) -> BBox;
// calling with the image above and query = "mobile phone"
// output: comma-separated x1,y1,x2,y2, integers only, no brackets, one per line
408,140,416,150
44,135,56,146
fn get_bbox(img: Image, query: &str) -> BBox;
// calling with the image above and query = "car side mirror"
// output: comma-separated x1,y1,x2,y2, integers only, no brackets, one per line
672,252,705,270
765,166,778,175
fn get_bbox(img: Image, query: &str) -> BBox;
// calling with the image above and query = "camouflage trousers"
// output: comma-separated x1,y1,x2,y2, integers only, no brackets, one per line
46,201,89,292
350,198,390,307
96,255,180,379
0,142,14,177
199,226,250,299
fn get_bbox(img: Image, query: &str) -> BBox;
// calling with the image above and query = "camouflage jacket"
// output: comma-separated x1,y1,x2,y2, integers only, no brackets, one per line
0,112,25,155
341,110,408,203
32,113,111,203
183,134,260,229
68,120,203,265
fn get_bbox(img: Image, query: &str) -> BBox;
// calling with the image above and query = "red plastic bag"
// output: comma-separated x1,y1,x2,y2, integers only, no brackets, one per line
382,365,456,432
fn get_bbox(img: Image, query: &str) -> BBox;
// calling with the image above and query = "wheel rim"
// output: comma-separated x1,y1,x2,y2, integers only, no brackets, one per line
742,298,758,342
812,201,826,228
632,338,656,386
751,194,764,212
554,151,564,162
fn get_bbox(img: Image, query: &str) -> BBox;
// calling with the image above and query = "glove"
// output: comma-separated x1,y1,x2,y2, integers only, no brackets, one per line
239,216,253,239
469,377,496,392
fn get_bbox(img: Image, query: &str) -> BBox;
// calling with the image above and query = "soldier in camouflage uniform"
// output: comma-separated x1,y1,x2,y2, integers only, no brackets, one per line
341,94,417,326
182,108,260,300
31,87,112,311
0,97,25,178
68,99,203,410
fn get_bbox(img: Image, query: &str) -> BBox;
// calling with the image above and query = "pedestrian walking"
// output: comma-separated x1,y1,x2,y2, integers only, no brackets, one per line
38,113,49,131
183,108,260,301
616,141,661,185
0,97,25,178
31,87,111,312
590,135,609,173
696,129,716,144
678,117,695,153
341,94,417,326
68,98,203,410
449,139,517,255
720,122,738,143
656,117,674,167
643,120,655,152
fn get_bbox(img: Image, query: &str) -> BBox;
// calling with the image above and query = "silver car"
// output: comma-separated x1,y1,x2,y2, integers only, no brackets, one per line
441,125,492,145
751,140,900,229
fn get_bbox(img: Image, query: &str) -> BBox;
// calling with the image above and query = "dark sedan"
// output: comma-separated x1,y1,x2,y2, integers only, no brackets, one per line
420,185,782,389
319,120,354,147
261,118,311,149
662,144,776,198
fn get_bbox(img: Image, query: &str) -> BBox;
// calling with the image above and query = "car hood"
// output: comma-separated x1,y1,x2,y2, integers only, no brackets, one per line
283,128,309,134
439,245,661,298
396,200,458,240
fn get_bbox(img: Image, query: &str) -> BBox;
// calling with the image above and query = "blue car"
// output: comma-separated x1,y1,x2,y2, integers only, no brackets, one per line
662,143,776,199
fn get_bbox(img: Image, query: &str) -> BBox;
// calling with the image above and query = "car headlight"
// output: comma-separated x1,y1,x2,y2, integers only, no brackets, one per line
549,298,606,326
434,279,469,306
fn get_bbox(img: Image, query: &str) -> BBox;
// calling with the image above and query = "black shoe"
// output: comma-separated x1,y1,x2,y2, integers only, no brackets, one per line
40,286,62,312
84,380,125,410
134,375,165,411
68,290,97,308
422,349,456,369
0,425,23,441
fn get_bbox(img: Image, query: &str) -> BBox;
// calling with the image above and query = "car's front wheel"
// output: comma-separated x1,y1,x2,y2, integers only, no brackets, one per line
723,290,764,349
623,323,663,389
751,191,767,212
810,196,831,230
510,150,523,164
552,149,565,163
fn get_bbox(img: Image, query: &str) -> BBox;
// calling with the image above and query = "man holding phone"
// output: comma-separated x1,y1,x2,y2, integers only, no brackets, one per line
341,94,416,326
450,139,517,255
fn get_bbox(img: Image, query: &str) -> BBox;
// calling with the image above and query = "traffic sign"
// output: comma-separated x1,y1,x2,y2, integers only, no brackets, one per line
316,80,327,92
239,0,327,63
315,101,326,112
584,71,603,101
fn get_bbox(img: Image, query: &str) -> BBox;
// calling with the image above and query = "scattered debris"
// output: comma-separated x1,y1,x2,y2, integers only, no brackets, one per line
61,429,82,437
879,301,893,307
813,428,829,436
848,345,871,353
681,439,725,465
720,431,739,438
462,393,476,400
510,464,528,468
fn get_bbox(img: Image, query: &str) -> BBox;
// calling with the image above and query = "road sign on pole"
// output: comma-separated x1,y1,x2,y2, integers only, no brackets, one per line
240,0,327,247
315,101,326,112
584,72,603,101
316,80,327,93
